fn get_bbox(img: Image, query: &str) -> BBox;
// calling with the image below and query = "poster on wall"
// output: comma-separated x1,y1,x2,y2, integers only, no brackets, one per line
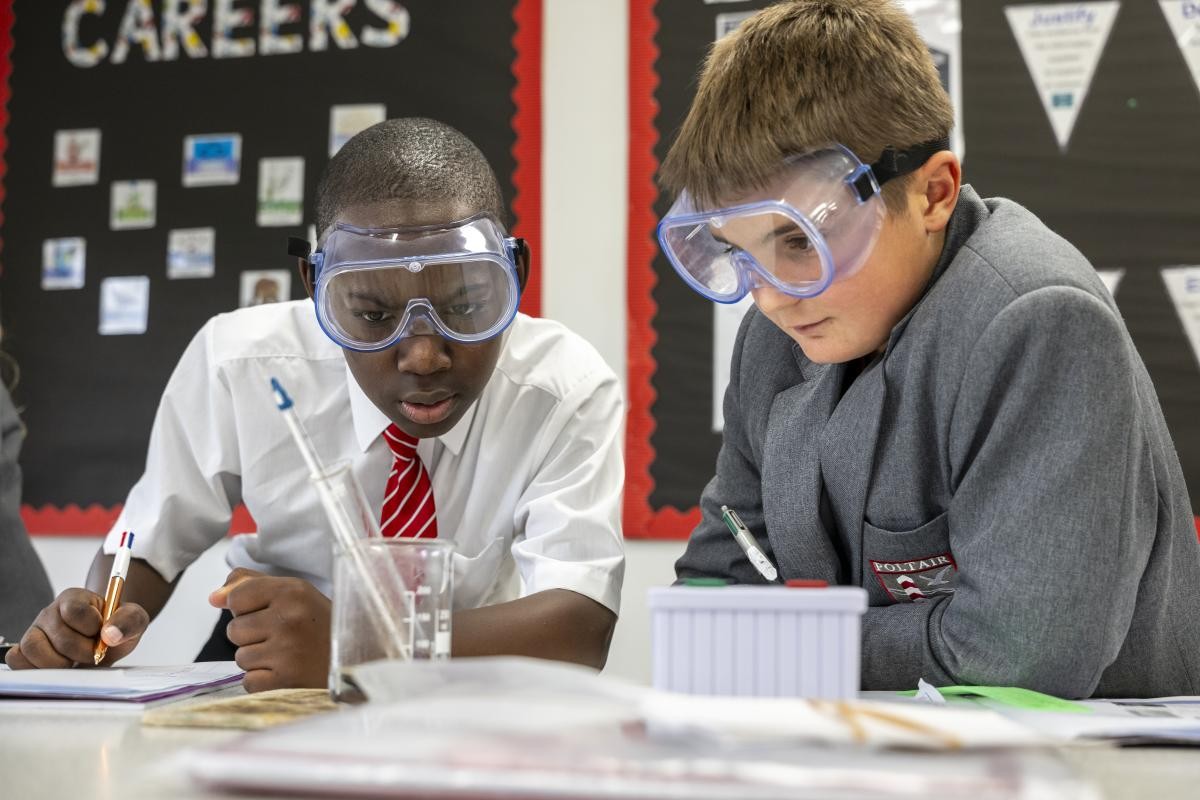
1005,2,1121,151
1,1,544,533
628,0,1200,540
1159,1,1200,100
52,128,100,186
1162,266,1200,370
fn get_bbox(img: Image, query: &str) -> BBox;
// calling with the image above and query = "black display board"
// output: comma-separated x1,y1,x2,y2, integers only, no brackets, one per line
626,0,1200,539
0,0,541,530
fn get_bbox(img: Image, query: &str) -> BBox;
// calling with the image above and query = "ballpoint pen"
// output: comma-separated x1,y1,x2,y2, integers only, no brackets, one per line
93,530,134,665
720,505,779,582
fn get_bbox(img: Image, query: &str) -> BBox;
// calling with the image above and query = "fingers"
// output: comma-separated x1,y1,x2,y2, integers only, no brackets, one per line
16,625,77,668
209,567,264,608
99,603,151,647
223,575,312,618
93,603,152,665
59,592,104,638
241,668,282,694
18,589,105,667
225,608,271,648
4,644,33,669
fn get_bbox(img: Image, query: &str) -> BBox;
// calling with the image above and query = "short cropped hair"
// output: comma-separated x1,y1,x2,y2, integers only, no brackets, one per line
659,0,954,213
314,117,506,238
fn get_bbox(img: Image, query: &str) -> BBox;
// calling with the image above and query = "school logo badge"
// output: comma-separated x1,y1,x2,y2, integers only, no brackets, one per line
869,553,958,603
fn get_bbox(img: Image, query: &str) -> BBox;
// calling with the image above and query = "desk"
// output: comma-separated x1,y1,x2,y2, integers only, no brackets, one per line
3,692,1199,800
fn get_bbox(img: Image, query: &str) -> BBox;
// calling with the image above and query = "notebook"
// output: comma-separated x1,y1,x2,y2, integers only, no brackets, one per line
0,662,243,710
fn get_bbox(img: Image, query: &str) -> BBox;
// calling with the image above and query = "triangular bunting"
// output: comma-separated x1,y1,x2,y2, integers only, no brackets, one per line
1162,266,1200,370
1097,268,1124,297
1160,1,1200,100
1005,2,1120,151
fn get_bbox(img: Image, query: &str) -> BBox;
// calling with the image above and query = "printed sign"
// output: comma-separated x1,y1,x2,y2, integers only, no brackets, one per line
182,133,242,187
52,128,100,187
167,227,216,279
110,180,157,229
99,275,150,335
902,0,964,159
870,553,959,604
715,11,756,39
329,104,386,156
257,157,305,227
1097,268,1124,297
1005,2,1121,151
239,269,291,307
1160,1,1200,100
1162,266,1200,370
42,237,86,290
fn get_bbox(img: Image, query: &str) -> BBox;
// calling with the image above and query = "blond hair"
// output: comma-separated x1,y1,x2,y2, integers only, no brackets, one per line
659,0,954,213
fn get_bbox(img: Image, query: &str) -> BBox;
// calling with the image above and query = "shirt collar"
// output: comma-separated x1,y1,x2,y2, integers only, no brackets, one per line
345,361,478,456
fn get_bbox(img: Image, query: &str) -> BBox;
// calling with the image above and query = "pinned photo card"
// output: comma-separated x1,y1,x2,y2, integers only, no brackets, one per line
167,227,216,279
110,180,157,230
42,237,86,290
183,133,242,187
1005,2,1121,151
329,104,386,156
52,129,100,187
257,158,305,227
99,276,151,336
1162,266,1200,370
239,269,291,308
1160,1,1200,100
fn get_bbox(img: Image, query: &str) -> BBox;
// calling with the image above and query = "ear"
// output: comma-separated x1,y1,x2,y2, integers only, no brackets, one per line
297,257,316,300
513,238,531,293
914,150,961,235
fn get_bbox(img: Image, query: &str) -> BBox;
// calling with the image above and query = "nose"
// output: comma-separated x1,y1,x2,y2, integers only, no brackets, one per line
392,333,452,376
750,285,801,317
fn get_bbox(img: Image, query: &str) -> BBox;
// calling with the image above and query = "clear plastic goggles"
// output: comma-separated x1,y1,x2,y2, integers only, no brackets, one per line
657,140,947,303
305,214,522,351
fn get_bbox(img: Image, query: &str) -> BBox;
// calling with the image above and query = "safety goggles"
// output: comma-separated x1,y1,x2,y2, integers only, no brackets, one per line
289,214,523,351
657,139,948,303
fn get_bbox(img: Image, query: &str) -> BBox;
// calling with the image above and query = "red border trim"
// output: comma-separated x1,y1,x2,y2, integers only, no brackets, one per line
624,0,699,540
511,0,542,317
23,504,258,537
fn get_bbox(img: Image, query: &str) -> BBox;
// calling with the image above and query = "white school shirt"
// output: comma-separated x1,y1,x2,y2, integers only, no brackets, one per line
104,301,625,614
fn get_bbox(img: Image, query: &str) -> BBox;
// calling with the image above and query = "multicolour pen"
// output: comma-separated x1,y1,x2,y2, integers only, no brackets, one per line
93,531,134,666
720,505,779,582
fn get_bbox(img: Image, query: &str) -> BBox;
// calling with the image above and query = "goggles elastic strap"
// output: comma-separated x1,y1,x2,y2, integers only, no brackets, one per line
869,137,951,186
286,236,311,259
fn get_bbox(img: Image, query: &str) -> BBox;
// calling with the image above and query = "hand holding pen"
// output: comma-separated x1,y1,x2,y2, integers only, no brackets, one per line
94,531,135,665
5,531,149,670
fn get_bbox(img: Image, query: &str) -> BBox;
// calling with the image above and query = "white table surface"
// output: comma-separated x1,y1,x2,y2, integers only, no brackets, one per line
3,689,1200,800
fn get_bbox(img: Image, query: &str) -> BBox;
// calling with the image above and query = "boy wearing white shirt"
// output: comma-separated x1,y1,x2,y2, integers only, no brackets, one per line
7,119,625,691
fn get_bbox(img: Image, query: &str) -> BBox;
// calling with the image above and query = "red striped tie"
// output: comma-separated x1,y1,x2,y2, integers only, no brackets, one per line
379,424,438,539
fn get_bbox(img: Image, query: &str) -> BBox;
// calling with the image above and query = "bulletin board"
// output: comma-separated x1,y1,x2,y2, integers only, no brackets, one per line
626,0,1200,539
0,0,543,534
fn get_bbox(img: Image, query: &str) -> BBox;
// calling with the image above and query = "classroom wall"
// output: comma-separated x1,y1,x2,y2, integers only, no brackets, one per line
29,0,682,686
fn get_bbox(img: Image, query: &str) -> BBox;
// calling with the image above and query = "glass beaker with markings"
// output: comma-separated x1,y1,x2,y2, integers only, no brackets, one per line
329,538,454,703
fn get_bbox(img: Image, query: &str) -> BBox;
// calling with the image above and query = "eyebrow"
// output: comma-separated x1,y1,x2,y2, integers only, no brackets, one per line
759,221,805,247
705,221,805,248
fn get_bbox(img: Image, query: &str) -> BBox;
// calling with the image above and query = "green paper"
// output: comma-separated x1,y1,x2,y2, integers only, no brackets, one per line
899,684,1092,714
